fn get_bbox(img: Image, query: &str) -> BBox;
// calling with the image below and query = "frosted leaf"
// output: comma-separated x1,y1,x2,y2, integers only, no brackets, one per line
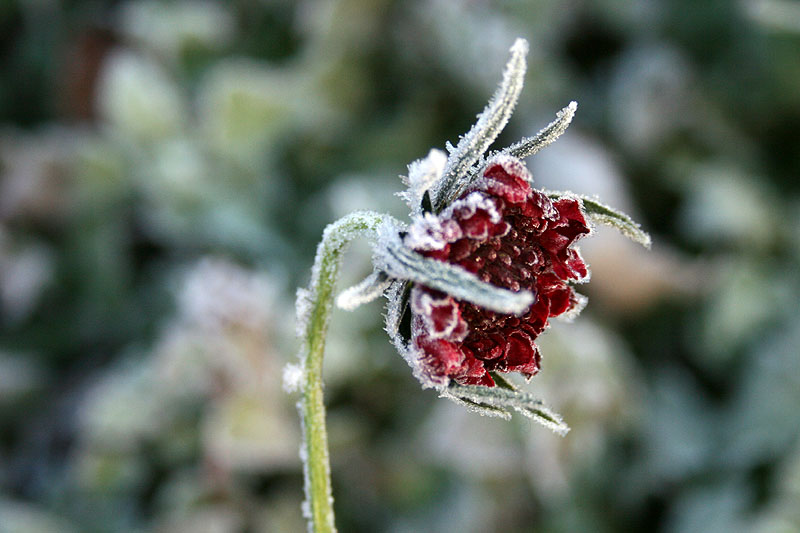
443,384,570,435
432,38,529,211
336,271,391,311
444,393,513,420
399,148,448,216
548,192,652,249
501,101,578,162
375,229,535,315
282,363,305,393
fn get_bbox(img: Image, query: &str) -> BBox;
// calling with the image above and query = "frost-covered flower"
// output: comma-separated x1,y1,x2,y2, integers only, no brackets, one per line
407,155,590,387
309,38,649,430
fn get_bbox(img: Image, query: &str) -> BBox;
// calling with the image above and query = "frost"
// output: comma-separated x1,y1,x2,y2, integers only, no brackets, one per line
411,287,468,341
444,384,570,435
399,148,448,216
295,211,393,344
501,101,578,161
432,38,529,211
376,229,535,315
336,271,391,311
282,363,305,393
384,281,449,390
295,287,313,339
561,292,589,321
404,212,463,251
442,191,503,225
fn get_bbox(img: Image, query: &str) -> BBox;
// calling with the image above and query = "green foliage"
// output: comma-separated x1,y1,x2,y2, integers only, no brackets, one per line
1,0,799,531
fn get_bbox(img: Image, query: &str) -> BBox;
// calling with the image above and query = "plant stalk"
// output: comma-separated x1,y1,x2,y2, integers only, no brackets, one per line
298,211,386,533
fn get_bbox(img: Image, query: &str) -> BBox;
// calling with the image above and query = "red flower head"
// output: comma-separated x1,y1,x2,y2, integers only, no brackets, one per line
332,38,648,425
406,155,590,387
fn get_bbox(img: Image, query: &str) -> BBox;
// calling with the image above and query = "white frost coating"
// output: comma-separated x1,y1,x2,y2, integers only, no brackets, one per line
433,38,529,210
502,101,578,162
294,211,391,533
443,385,570,436
297,397,334,533
384,281,450,390
411,286,467,341
399,148,448,216
442,391,512,420
295,287,313,339
443,191,502,225
296,211,397,347
558,291,588,322
336,271,391,311
282,362,305,393
404,212,463,251
484,152,534,184
376,230,535,315
295,402,312,525
404,192,507,252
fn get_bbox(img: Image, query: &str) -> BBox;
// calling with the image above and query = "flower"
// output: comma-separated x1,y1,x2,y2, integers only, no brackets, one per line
407,155,590,387
325,37,649,426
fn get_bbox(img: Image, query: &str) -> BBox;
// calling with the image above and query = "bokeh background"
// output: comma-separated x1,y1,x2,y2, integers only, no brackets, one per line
1,1,800,531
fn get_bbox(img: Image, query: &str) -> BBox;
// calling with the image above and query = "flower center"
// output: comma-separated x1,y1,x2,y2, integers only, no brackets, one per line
408,156,590,387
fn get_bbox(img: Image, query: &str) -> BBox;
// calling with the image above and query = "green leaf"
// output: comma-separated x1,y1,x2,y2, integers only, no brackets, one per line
448,396,512,420
432,39,529,211
377,231,535,315
488,372,518,391
443,383,570,435
501,101,577,161
336,270,391,310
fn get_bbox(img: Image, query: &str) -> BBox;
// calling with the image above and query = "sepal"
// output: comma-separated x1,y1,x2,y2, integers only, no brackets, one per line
432,38,529,211
336,270,392,310
399,149,448,217
442,380,570,435
500,101,578,162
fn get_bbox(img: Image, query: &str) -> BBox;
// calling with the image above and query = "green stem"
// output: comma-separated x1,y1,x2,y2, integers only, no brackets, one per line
298,211,387,533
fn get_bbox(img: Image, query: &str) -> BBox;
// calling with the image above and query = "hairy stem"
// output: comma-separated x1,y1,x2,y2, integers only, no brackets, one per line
298,211,387,533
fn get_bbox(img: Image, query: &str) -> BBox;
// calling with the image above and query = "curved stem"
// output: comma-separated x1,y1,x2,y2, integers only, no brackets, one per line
297,211,387,533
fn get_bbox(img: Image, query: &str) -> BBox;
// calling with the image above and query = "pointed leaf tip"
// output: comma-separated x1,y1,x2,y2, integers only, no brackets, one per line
433,37,529,211
376,232,535,315
336,271,391,310
546,192,651,248
510,38,529,55
501,101,578,160
580,196,652,249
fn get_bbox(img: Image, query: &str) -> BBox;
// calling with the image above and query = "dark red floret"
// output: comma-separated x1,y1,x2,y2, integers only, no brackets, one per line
408,156,590,387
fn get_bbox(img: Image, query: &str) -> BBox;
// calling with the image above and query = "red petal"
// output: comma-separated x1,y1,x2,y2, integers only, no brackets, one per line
504,330,537,366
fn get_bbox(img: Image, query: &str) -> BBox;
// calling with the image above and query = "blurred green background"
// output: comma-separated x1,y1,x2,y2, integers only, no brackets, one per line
1,1,800,531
